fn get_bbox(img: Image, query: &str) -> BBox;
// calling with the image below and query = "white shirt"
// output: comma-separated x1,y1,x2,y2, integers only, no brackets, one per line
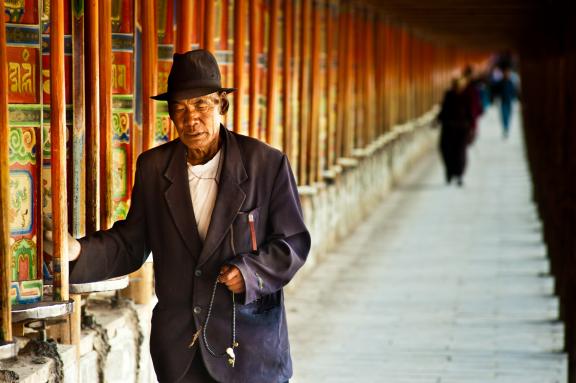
187,150,222,242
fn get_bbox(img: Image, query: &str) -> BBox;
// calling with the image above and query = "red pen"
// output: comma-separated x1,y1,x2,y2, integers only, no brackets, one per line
248,213,257,253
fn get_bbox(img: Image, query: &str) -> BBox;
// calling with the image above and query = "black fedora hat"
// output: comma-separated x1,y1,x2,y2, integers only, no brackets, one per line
151,49,236,101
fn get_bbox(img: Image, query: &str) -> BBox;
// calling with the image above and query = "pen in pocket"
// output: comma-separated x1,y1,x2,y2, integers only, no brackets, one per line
248,213,257,253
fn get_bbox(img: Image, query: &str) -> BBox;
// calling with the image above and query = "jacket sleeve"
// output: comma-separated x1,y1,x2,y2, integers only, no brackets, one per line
69,156,151,284
228,155,311,305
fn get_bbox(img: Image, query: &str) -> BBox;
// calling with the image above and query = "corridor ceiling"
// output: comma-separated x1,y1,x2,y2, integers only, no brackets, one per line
368,0,546,50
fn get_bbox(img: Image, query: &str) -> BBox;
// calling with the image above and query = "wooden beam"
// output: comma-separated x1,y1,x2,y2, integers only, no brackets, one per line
51,0,70,302
248,0,261,138
99,0,113,230
233,0,247,133
176,0,195,53
142,0,158,151
266,0,280,147
282,0,294,162
0,0,13,344
85,0,100,235
204,0,216,52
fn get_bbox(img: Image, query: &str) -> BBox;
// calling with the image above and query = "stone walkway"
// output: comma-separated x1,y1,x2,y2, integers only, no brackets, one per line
286,106,567,383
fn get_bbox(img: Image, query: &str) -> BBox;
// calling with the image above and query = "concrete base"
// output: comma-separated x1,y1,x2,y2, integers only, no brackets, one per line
0,297,157,383
289,108,439,292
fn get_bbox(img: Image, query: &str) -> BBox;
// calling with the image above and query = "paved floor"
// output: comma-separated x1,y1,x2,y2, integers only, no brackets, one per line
286,106,568,383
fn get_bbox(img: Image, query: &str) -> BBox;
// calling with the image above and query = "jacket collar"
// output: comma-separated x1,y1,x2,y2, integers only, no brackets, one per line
163,125,247,264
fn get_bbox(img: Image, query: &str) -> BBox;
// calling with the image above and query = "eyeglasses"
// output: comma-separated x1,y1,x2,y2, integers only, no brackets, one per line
171,97,220,114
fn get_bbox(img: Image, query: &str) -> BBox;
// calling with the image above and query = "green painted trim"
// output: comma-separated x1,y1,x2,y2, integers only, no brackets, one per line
73,0,85,17
8,105,43,126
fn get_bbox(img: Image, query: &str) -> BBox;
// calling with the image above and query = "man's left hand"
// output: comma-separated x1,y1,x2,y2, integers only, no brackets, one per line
218,265,246,293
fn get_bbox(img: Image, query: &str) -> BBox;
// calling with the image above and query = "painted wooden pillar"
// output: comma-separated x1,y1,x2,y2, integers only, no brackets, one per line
282,0,294,163
394,26,402,126
198,0,206,47
308,0,322,183
266,0,280,147
132,0,158,306
399,28,407,123
344,5,355,156
72,2,86,238
204,0,216,52
85,0,100,235
290,0,301,178
370,14,377,140
248,0,261,138
335,3,348,160
0,0,13,344
353,7,364,149
364,10,375,145
375,17,385,136
325,0,337,168
177,0,195,53
298,0,312,184
387,25,396,128
99,0,112,230
50,0,70,302
233,0,247,134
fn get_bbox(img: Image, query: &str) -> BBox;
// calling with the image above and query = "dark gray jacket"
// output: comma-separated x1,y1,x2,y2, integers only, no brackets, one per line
70,126,310,382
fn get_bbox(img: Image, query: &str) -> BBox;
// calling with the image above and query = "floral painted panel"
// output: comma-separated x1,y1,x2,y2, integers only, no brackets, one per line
7,126,42,304
111,111,133,221
8,170,34,236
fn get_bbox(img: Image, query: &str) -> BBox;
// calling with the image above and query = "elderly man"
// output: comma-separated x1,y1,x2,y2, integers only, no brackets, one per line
45,49,310,382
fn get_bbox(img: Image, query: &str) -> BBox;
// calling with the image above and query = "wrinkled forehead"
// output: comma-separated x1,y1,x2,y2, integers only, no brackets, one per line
169,92,220,106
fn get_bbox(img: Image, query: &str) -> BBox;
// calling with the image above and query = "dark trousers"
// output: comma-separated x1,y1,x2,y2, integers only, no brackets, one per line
440,127,469,180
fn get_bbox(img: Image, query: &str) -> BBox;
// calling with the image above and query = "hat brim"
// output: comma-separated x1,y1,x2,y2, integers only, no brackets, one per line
151,87,236,101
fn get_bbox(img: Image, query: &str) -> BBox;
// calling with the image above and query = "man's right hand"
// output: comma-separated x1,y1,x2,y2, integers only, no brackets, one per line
43,217,81,262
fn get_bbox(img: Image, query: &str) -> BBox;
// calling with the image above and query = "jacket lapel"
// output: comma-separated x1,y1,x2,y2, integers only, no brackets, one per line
197,126,247,267
163,140,202,258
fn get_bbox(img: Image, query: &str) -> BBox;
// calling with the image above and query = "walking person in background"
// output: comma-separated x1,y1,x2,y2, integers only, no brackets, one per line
462,66,484,144
437,77,474,187
492,66,518,138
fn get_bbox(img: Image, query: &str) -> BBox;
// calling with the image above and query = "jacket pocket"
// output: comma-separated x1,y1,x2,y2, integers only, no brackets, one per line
231,206,261,255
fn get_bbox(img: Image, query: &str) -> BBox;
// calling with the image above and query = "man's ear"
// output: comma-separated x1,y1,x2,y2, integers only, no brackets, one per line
219,92,230,115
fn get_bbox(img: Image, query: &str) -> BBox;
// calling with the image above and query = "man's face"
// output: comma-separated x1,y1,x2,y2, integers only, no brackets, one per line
169,92,223,155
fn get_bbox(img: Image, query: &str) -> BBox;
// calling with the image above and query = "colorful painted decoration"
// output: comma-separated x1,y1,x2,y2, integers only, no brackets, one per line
111,0,135,222
154,0,176,147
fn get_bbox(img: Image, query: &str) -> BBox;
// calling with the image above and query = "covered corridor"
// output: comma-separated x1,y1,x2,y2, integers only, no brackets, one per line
288,107,567,382
2,0,576,382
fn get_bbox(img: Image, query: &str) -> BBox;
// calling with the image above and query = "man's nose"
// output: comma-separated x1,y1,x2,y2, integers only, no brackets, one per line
183,107,201,126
